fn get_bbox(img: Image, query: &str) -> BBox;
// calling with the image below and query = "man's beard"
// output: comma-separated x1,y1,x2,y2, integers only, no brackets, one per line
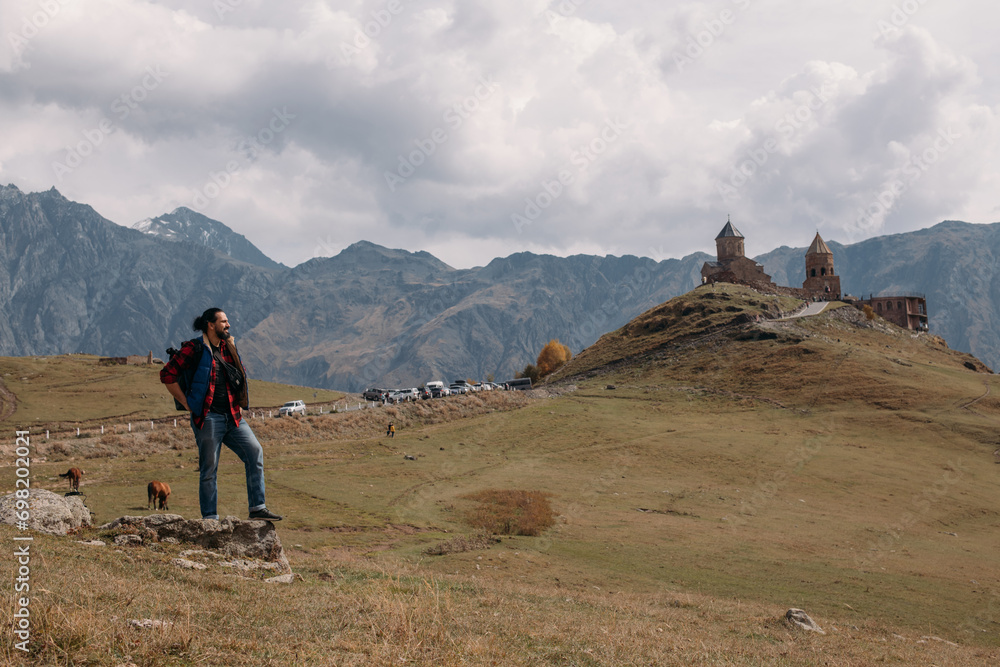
216,328,231,340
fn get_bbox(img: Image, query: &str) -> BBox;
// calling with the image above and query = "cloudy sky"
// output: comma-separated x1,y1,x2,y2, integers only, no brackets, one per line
2,0,997,268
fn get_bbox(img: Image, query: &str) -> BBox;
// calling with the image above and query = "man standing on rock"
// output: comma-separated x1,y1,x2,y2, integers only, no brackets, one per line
160,307,282,522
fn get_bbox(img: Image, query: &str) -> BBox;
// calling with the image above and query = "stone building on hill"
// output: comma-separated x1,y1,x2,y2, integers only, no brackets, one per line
859,295,928,331
700,219,778,291
700,219,837,300
802,232,841,299
99,351,156,366
699,219,928,330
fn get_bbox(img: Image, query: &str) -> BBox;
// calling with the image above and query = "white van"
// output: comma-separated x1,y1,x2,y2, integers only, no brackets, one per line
425,381,444,391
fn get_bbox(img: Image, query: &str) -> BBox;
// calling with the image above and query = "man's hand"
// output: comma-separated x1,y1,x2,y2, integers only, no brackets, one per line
165,381,191,412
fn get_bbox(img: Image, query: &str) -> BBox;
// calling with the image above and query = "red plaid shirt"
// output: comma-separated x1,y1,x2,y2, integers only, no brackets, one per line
160,337,243,427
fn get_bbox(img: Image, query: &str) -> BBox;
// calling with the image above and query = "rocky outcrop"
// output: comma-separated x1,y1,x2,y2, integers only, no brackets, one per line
100,514,290,573
171,558,207,570
784,608,825,634
0,489,92,535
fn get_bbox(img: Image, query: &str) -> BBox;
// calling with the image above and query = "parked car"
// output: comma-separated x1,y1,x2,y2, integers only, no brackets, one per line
388,388,417,402
362,388,387,401
449,383,468,395
431,386,450,398
278,400,306,416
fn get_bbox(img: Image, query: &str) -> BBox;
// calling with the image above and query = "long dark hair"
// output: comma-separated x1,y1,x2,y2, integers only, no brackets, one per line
192,307,224,333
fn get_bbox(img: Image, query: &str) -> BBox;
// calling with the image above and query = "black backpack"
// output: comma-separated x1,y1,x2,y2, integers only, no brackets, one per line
166,341,204,411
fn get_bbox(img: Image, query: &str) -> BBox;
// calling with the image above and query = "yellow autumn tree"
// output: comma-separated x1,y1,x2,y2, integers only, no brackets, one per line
535,339,572,377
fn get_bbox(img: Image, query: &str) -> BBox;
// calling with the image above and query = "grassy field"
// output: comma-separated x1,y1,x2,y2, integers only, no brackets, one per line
2,287,999,665
0,354,345,429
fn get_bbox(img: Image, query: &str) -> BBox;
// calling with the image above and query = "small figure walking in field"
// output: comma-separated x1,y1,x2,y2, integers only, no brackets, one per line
387,422,395,438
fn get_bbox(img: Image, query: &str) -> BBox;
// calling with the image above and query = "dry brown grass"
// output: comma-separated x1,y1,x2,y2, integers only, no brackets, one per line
9,392,531,464
0,353,345,429
423,531,501,555
3,526,995,666
461,489,556,536
551,284,804,383
554,284,992,410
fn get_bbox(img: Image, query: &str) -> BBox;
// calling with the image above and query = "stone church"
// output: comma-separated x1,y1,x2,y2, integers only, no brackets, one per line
801,232,841,299
699,218,927,330
700,219,839,300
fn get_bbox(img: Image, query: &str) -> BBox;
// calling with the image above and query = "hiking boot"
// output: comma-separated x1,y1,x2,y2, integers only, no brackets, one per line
249,508,283,521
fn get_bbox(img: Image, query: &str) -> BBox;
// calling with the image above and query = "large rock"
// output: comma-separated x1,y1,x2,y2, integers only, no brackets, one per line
99,514,290,573
0,489,92,535
784,608,825,634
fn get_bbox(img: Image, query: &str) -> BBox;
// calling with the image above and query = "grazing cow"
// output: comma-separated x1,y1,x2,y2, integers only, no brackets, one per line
147,481,171,511
59,468,82,492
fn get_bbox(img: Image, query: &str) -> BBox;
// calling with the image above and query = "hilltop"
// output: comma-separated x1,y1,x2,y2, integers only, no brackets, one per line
553,284,993,405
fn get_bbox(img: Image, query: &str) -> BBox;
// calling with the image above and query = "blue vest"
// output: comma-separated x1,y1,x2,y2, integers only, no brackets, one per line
184,338,214,416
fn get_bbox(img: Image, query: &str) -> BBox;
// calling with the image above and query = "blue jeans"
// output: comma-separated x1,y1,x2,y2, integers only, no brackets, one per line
191,413,267,519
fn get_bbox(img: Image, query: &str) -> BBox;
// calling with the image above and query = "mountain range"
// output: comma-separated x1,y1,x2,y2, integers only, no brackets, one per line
0,183,996,391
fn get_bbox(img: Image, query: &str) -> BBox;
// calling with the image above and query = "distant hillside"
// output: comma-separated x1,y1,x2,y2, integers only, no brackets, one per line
1,183,999,390
0,185,281,359
132,207,283,270
238,242,708,391
0,185,710,389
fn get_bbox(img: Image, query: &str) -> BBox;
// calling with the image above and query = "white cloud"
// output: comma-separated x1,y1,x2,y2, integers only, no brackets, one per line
1,0,998,268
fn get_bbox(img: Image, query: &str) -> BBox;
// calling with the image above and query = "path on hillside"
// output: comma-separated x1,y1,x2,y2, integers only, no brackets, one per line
0,378,16,422
959,378,991,412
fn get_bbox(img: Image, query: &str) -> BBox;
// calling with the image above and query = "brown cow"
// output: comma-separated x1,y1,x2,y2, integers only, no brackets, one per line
147,481,170,511
58,468,82,492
